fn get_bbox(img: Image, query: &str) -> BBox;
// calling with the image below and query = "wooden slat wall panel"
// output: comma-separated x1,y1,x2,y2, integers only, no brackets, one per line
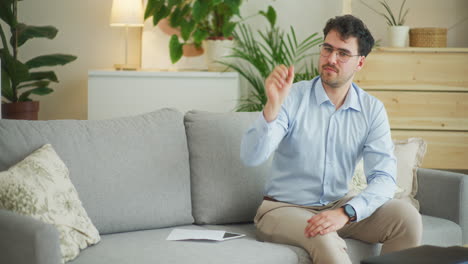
368,91,468,131
355,50,468,92
355,48,468,170
392,130,468,170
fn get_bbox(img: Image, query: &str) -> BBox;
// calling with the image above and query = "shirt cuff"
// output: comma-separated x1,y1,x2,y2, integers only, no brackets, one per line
346,197,368,222
254,111,275,135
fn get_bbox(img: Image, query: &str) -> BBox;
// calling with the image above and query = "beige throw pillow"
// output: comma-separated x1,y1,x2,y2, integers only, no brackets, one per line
0,144,100,263
350,138,427,210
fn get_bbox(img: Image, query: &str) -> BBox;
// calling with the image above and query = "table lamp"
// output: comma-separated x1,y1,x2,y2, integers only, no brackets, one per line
110,0,144,70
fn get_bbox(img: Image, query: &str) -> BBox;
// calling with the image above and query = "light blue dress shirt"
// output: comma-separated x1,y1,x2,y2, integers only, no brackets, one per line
240,76,397,222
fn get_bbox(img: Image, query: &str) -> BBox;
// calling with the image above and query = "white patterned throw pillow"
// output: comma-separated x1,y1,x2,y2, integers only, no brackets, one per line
0,144,100,263
350,138,427,210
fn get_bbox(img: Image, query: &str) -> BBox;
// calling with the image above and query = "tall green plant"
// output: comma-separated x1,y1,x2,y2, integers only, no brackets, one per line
220,6,322,112
0,0,77,103
360,0,409,26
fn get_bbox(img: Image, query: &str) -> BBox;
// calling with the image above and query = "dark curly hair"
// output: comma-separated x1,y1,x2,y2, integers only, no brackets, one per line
323,15,375,57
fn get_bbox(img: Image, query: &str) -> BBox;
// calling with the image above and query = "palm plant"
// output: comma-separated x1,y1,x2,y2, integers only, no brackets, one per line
220,6,322,112
360,0,409,26
0,0,77,104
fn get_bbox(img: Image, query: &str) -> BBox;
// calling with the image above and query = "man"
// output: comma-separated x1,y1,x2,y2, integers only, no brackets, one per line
240,15,422,264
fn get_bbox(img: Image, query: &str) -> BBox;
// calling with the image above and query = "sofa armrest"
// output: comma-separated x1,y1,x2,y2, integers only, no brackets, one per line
0,209,61,264
415,168,468,244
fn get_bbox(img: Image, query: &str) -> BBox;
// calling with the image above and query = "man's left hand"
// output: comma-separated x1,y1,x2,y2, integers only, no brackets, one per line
304,208,349,238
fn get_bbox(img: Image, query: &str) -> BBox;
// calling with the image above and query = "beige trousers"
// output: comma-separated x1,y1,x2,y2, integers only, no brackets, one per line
254,197,422,264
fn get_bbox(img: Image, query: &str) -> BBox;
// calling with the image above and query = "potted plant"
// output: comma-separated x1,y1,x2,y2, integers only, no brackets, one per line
0,0,77,120
360,0,410,47
144,0,242,66
220,6,322,111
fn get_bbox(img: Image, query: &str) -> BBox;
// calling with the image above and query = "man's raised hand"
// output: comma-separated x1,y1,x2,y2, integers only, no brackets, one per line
263,65,295,122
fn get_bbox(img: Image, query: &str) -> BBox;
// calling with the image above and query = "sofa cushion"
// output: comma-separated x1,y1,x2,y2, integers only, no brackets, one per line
184,111,271,224
68,225,299,264
0,109,193,234
351,138,427,210
0,144,100,263
421,215,462,246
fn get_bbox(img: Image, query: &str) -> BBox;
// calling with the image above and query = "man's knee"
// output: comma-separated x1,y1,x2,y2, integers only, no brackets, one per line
383,200,422,241
304,233,350,264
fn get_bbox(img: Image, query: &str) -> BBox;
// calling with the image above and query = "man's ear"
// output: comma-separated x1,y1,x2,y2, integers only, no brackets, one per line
355,56,366,72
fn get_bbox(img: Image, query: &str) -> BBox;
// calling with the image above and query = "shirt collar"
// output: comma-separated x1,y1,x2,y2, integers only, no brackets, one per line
314,77,361,112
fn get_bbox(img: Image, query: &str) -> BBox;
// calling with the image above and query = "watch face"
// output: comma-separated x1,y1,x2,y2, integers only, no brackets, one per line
344,205,356,218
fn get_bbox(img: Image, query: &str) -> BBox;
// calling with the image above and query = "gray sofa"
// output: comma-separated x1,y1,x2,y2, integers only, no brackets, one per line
0,109,466,264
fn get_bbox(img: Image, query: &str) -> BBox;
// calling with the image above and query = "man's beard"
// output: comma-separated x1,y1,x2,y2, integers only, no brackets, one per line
320,64,353,89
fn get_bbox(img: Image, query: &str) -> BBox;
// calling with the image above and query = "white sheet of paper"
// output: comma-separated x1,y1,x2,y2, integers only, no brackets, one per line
166,229,245,241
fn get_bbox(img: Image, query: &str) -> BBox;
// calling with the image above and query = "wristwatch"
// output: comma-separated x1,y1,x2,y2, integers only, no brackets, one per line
342,204,357,222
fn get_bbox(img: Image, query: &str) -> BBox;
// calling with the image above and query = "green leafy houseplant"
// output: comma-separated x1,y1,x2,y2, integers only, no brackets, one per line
220,6,322,112
360,0,409,26
145,0,242,63
0,0,77,105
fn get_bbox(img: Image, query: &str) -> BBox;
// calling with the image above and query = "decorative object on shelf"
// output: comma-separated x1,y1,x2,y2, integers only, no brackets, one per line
144,0,243,64
221,6,322,112
410,27,447,47
110,0,144,70
0,0,77,120
360,0,410,47
204,37,234,71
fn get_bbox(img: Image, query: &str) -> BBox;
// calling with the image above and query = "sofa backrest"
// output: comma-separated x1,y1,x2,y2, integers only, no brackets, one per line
0,109,194,234
185,111,271,224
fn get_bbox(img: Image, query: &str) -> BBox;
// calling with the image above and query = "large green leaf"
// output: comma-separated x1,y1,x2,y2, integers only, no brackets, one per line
0,0,15,27
18,87,53,102
13,24,58,47
1,68,14,102
17,80,50,90
169,35,183,63
169,6,185,27
222,21,236,37
30,87,54,95
224,0,241,16
259,6,276,28
0,48,30,86
192,0,210,23
27,71,58,82
180,19,195,41
192,28,209,45
152,4,170,26
25,54,77,69
144,0,157,20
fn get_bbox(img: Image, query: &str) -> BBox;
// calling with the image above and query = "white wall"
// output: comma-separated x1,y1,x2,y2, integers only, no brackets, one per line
2,0,466,120
352,0,468,47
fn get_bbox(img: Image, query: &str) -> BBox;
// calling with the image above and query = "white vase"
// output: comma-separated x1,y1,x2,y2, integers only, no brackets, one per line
204,39,234,72
388,26,410,47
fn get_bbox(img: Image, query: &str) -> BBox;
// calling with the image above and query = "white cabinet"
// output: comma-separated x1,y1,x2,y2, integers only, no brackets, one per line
88,70,240,120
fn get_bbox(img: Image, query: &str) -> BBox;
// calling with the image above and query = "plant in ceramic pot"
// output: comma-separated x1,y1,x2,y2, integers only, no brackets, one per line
145,0,243,65
360,0,410,47
0,0,77,120
220,6,322,111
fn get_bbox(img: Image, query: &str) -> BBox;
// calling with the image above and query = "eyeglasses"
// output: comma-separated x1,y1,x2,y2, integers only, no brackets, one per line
318,44,361,63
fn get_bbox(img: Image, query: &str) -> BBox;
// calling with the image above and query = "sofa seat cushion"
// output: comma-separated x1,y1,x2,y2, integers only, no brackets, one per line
202,224,383,264
0,109,193,234
421,215,462,246
68,225,298,264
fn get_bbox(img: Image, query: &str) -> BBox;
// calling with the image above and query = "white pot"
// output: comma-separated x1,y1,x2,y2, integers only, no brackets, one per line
388,26,410,47
204,39,234,72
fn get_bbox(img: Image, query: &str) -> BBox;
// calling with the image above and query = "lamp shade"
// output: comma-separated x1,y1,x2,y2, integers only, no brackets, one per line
110,0,144,27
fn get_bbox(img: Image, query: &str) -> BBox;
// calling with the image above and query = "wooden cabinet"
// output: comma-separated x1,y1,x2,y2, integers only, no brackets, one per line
88,70,240,120
355,47,468,170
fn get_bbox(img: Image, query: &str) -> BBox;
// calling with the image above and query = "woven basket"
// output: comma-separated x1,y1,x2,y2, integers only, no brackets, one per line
409,28,447,47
